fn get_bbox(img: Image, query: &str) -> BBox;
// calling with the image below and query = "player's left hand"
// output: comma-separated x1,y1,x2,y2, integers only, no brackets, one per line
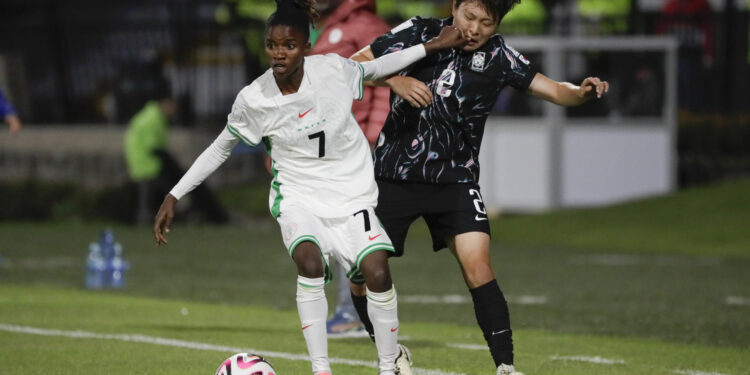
386,75,433,108
153,194,178,246
424,25,470,53
579,77,609,100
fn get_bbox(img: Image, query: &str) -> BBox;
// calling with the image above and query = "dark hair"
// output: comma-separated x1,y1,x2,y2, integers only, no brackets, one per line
454,0,521,24
267,0,319,41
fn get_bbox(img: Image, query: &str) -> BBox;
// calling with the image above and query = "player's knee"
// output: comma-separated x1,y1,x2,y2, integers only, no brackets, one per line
350,281,366,296
464,263,495,287
362,266,392,292
292,242,324,278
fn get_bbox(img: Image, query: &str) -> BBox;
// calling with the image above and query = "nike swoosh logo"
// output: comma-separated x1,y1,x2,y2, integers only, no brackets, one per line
390,326,399,332
474,215,488,221
492,329,509,336
368,234,382,241
302,324,313,330
298,107,313,118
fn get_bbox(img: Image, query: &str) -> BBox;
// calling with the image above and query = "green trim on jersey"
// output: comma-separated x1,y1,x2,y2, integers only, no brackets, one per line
346,243,395,283
355,242,395,269
287,235,320,256
355,62,365,101
264,137,283,218
287,235,332,284
226,124,257,147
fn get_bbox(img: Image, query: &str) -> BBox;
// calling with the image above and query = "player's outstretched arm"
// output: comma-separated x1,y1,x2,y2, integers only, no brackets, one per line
528,73,610,107
153,194,177,245
357,26,469,82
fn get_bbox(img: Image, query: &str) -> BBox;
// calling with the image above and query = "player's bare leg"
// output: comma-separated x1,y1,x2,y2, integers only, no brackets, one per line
293,241,331,375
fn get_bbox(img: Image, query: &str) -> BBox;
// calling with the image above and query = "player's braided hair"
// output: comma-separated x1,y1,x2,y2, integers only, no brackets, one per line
455,0,522,23
267,0,320,41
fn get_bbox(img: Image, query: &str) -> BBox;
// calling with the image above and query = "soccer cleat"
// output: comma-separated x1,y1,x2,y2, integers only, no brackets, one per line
394,344,413,375
496,364,524,375
326,309,368,338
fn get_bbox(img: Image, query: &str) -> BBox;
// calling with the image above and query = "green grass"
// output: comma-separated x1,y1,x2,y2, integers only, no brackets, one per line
1,179,749,374
494,178,750,258
1,285,747,375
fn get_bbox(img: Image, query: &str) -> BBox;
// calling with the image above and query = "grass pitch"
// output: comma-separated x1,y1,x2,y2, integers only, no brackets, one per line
0,179,748,374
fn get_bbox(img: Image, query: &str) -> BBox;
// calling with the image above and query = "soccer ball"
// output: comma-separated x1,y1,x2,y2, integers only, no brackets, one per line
215,353,276,375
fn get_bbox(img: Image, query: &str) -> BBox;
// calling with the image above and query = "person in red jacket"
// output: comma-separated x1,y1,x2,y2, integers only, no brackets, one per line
310,0,393,338
313,0,391,147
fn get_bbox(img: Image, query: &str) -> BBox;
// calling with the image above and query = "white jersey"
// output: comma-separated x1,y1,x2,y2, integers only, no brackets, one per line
169,44,428,218
227,54,375,218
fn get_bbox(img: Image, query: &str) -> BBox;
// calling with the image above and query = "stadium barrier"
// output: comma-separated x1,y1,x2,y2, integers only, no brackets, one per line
479,36,678,213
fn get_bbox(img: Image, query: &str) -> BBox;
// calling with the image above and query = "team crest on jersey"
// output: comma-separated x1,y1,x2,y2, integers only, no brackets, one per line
471,52,486,72
284,222,298,242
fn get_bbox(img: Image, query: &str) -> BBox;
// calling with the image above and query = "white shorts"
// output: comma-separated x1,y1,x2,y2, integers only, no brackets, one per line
277,207,395,284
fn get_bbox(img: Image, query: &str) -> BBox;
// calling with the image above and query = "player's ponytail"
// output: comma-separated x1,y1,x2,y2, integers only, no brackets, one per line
268,0,319,41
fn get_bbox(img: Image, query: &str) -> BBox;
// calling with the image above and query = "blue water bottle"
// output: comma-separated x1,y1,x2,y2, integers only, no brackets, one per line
85,242,106,289
109,242,130,288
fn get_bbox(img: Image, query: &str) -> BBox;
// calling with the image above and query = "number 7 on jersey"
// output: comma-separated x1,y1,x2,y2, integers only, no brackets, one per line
308,131,325,157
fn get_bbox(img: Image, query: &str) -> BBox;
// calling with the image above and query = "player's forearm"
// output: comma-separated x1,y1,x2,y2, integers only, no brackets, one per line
541,81,589,107
556,82,589,106
360,44,426,81
169,128,238,199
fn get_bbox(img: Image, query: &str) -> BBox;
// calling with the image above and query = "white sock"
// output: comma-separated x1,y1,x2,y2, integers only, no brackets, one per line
367,286,399,375
296,276,330,374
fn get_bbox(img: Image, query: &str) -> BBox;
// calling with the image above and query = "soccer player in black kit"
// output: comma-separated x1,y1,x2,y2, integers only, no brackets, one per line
349,1,610,374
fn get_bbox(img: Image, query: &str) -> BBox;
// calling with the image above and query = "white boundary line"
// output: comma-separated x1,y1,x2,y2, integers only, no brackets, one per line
725,296,750,306
400,295,548,305
549,355,625,365
675,370,729,375
0,323,464,375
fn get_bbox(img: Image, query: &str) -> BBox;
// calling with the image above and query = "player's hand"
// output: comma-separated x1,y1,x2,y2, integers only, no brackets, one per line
153,194,178,246
7,115,22,135
386,76,433,108
424,26,470,53
579,77,609,100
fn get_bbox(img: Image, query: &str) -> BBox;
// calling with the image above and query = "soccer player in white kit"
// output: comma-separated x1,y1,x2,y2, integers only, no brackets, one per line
152,1,469,374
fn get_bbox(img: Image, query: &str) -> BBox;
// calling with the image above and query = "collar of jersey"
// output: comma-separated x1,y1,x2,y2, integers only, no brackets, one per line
268,60,314,106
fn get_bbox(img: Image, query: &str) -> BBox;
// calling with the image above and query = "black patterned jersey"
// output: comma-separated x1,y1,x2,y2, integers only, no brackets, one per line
370,17,539,184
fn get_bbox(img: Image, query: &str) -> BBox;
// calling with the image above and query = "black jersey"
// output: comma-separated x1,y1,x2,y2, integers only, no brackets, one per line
370,17,539,184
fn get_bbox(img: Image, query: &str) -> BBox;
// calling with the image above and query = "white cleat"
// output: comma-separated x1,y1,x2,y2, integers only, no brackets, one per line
496,364,524,375
394,344,413,375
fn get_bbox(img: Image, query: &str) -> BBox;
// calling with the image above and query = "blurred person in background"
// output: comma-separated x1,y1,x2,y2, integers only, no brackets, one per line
0,88,22,134
311,0,392,338
349,0,609,374
657,0,714,111
124,81,228,226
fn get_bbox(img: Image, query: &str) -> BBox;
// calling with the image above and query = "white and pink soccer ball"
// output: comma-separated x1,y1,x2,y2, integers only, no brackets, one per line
215,353,276,375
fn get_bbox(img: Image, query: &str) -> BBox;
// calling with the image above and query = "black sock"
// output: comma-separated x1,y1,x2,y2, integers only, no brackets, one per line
470,279,513,366
351,290,376,342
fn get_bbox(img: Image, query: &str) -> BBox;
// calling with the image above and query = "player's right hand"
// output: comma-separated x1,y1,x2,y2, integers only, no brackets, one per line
153,194,178,246
424,26,470,53
386,76,433,108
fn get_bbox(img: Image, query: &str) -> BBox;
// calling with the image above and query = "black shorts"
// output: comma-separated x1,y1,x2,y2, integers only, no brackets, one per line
375,179,491,256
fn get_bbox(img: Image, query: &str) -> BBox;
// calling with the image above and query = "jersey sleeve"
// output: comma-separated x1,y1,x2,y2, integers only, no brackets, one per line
225,89,263,146
169,127,239,200
370,17,427,58
501,40,539,91
335,54,366,101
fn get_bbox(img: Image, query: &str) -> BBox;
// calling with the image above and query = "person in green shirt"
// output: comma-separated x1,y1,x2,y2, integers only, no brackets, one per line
124,87,227,225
